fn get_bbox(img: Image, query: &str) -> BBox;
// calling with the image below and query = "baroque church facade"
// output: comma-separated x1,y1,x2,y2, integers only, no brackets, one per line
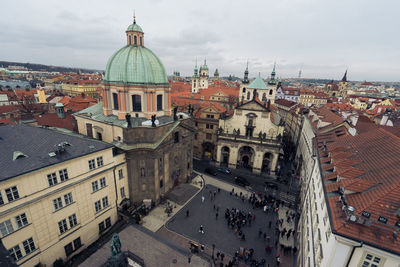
191,60,209,93
74,18,195,205
216,66,284,175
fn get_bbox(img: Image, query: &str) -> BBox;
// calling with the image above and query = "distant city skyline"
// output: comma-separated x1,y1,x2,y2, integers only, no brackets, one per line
0,0,399,82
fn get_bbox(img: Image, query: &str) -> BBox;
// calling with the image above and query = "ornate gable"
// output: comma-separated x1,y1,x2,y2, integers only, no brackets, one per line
237,99,268,112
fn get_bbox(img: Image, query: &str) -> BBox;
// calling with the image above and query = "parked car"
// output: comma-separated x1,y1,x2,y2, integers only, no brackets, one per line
234,176,250,187
264,182,279,190
217,167,231,174
205,167,217,176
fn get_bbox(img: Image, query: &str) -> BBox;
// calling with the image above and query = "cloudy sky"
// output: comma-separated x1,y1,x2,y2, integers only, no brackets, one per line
0,0,399,81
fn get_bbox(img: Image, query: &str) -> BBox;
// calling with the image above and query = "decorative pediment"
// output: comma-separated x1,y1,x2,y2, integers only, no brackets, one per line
237,99,268,112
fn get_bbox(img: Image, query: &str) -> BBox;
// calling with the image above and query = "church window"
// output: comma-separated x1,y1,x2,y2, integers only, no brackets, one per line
140,36,142,46
128,35,132,45
247,91,250,100
134,35,137,45
113,93,119,110
140,168,145,177
132,95,141,112
269,89,273,95
157,94,163,111
242,87,246,93
262,93,267,101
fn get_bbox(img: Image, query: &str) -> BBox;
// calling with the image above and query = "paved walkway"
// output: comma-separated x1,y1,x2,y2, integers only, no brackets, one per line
79,225,209,267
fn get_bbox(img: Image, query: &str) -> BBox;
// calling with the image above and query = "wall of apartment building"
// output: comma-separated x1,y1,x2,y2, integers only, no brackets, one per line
75,116,124,143
0,148,128,266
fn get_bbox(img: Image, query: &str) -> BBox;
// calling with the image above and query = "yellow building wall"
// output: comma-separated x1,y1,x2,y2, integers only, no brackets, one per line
0,148,128,267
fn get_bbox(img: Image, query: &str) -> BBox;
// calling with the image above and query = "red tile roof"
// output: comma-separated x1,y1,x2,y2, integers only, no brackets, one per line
34,113,74,131
317,127,400,254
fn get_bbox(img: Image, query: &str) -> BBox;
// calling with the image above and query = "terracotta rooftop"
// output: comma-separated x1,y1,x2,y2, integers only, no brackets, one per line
316,126,400,255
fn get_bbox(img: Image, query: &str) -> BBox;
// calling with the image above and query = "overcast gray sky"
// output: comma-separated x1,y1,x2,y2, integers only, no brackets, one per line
0,0,399,81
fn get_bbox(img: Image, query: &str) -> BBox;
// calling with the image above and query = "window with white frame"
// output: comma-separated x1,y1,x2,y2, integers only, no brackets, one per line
59,169,69,182
68,214,77,228
94,200,101,213
9,245,22,261
53,197,63,211
58,219,68,234
88,159,96,170
64,192,73,205
102,196,109,208
22,237,36,255
47,172,58,186
100,177,106,188
15,213,28,229
0,219,14,237
92,180,99,192
5,186,19,201
97,156,104,167
362,253,381,267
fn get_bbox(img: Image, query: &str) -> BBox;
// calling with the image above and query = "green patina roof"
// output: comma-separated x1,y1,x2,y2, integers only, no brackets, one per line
104,46,168,85
248,74,267,89
126,23,143,33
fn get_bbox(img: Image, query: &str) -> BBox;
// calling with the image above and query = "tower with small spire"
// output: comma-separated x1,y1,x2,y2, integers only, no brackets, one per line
191,60,200,93
199,59,209,89
265,62,277,102
214,68,219,82
239,63,250,102
338,69,348,96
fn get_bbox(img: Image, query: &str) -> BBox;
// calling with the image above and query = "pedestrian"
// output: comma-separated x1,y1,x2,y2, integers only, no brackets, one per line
258,228,262,237
216,251,220,259
201,195,205,203
188,253,191,264
263,233,267,240
220,253,225,262
213,204,216,210
186,209,189,217
269,221,272,228
216,212,219,220
199,225,204,234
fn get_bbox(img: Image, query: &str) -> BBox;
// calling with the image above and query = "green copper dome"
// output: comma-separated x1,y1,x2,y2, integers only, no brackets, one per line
126,23,143,33
104,46,168,85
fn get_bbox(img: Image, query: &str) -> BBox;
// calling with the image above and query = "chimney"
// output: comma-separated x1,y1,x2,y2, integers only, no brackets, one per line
55,103,65,119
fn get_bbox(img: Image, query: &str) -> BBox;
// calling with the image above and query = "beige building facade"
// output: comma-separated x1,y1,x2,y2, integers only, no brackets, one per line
216,99,284,175
0,124,128,267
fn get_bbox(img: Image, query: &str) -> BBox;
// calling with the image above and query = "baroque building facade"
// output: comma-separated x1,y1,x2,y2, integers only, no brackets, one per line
191,60,209,93
74,18,195,205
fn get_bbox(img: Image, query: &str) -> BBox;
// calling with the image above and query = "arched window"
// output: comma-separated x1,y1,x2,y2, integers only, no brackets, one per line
134,36,137,45
140,36,143,46
242,87,246,93
157,94,163,111
132,95,141,112
269,89,273,95
247,91,250,100
128,35,132,45
262,93,267,101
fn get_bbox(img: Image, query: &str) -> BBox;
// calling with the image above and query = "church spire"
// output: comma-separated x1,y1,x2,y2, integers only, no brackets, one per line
243,61,249,84
341,69,347,82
